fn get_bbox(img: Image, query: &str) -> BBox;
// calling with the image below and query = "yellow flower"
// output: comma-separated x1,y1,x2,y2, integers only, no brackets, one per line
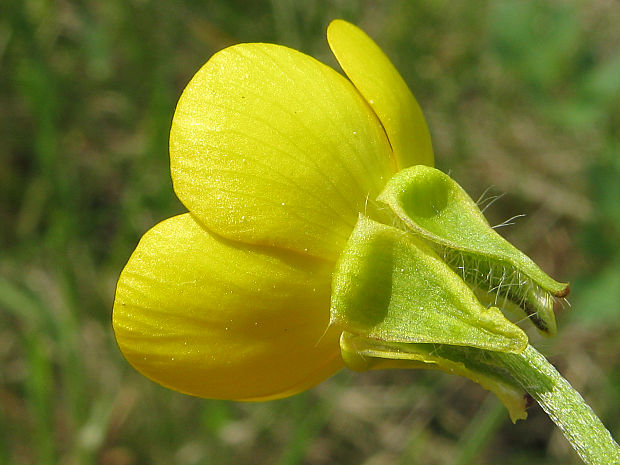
112,20,433,400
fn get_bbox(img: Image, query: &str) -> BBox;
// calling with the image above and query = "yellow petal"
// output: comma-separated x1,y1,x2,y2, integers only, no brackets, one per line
327,19,434,168
170,43,395,261
112,213,343,400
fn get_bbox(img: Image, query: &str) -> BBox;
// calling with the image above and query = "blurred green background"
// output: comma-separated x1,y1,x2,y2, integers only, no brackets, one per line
1,1,619,464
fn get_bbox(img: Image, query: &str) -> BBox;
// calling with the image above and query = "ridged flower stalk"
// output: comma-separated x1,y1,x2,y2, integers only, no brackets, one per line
494,346,620,465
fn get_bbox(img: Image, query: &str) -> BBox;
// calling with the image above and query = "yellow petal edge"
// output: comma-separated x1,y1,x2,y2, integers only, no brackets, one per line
169,42,395,261
327,19,434,169
112,213,344,400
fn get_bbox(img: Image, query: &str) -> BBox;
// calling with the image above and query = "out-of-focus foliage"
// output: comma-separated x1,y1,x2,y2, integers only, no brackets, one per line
0,1,618,464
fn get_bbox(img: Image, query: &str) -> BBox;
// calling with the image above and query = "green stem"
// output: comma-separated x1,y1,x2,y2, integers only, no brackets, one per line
493,345,620,465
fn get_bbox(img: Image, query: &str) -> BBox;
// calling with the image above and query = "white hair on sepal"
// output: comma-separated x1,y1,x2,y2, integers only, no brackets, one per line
492,213,527,229
436,245,557,334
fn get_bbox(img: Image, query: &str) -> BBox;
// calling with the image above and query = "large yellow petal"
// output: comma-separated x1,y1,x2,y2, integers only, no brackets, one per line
112,214,343,400
170,43,395,261
327,19,434,169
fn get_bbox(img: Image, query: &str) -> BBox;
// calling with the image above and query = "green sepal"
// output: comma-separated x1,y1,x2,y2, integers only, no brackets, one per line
340,332,529,423
330,215,528,353
377,166,569,336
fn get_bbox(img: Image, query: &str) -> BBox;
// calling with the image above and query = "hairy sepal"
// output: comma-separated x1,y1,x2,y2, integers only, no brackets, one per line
377,166,569,336
340,332,528,422
330,216,527,353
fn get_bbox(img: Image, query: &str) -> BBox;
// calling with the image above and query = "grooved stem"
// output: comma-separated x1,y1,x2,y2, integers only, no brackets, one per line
493,345,620,465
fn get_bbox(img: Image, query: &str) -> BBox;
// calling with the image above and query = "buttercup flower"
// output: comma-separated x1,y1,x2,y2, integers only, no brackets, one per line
113,20,620,463
113,20,561,411
113,20,434,400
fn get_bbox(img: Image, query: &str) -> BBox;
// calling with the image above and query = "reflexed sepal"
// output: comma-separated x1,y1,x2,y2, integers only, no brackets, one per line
340,332,528,422
377,166,569,336
330,216,528,353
